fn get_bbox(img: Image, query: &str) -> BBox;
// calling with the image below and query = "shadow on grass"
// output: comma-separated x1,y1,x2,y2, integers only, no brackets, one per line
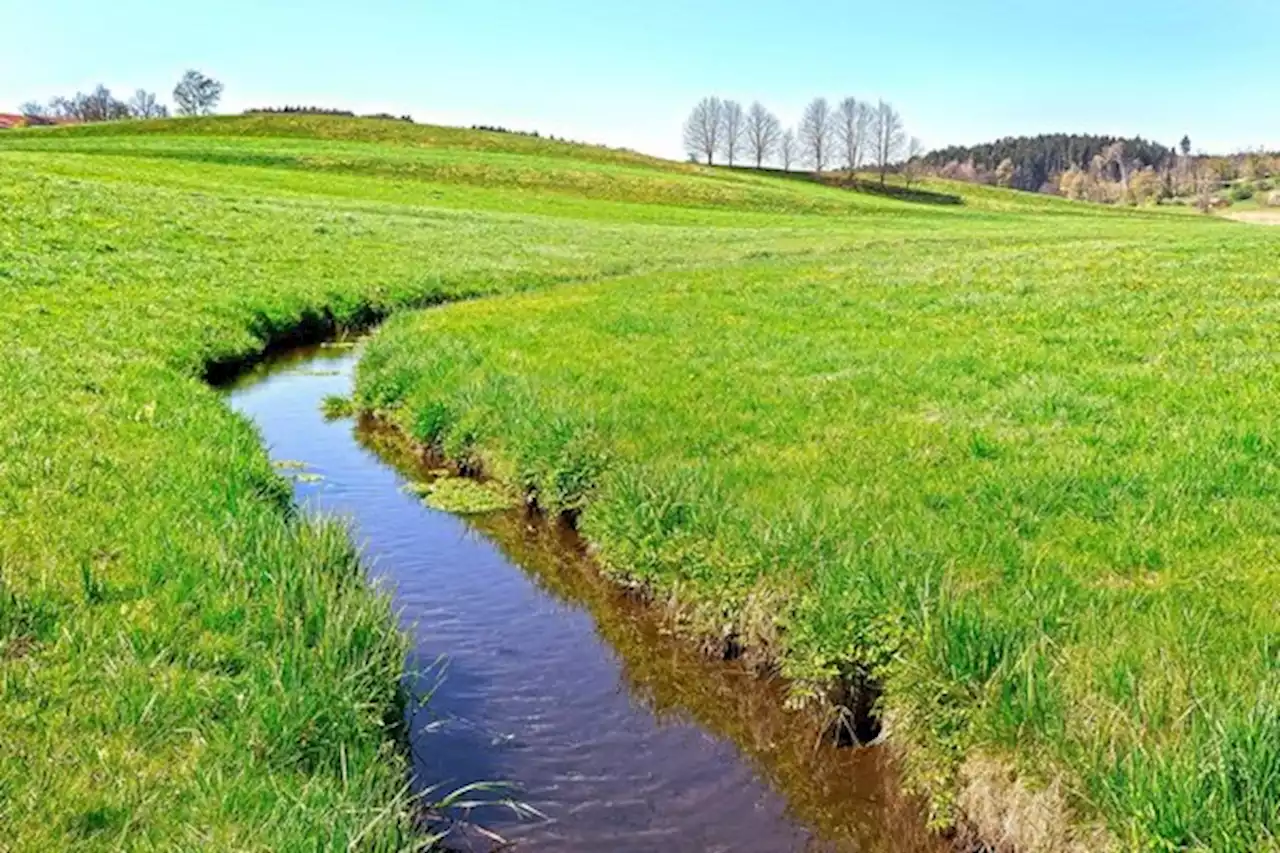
736,166,965,206
831,177,963,206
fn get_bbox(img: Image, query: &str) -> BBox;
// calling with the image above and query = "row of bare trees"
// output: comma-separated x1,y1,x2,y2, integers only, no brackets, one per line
21,71,223,124
21,86,161,123
683,96,922,183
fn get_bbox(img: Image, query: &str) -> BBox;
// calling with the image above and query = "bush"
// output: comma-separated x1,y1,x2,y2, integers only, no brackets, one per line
246,106,356,117
1231,183,1256,202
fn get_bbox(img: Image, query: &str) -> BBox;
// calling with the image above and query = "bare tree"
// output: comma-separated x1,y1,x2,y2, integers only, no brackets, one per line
779,128,797,171
1194,159,1217,213
995,158,1016,188
903,137,925,187
836,97,869,171
91,85,129,121
744,102,782,169
719,100,746,167
683,96,724,166
129,89,168,119
19,101,46,119
869,100,906,185
1105,141,1130,197
173,70,224,117
799,98,834,172
41,86,131,123
857,106,874,169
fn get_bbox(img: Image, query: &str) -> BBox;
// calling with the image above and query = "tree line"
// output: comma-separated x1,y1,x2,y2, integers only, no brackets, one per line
683,96,922,183
19,71,224,124
245,106,416,123
921,134,1172,193
920,132,1279,208
471,124,543,137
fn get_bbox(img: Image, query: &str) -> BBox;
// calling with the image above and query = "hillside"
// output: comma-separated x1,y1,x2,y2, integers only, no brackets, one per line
2,115,1278,852
7,115,1172,222
17,113,682,169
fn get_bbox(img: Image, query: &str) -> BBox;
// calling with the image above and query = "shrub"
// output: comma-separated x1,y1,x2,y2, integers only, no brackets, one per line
1231,183,1255,202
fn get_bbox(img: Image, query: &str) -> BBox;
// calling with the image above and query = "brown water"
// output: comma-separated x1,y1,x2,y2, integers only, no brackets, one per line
227,343,944,853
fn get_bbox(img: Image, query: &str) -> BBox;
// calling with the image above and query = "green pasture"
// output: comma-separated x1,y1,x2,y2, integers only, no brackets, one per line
2,115,1277,851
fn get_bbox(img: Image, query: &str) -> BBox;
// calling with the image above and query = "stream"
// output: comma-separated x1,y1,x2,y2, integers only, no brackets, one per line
226,342,943,853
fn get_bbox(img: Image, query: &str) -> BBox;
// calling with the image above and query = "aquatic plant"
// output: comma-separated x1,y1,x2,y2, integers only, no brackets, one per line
408,477,520,514
322,393,357,419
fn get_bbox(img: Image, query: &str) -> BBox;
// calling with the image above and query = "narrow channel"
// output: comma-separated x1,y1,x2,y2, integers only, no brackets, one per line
226,342,943,853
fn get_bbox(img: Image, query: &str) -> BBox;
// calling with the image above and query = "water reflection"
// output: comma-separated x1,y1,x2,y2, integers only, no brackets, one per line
228,344,943,853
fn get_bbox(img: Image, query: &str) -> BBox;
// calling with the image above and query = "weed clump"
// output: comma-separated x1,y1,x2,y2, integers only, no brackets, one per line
409,477,519,514
321,393,356,419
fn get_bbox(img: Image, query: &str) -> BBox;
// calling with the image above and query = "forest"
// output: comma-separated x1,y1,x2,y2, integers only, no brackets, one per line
919,133,1280,209
921,134,1172,191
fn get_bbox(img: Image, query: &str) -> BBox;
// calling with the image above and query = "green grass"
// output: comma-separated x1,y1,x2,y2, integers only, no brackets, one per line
2,115,1278,851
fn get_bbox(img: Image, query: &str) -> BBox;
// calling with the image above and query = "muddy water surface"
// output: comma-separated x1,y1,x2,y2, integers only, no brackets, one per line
227,343,943,853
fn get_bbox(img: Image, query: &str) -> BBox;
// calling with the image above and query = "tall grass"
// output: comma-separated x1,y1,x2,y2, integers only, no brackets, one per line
0,115,988,849
354,221,1280,849
2,114,1276,850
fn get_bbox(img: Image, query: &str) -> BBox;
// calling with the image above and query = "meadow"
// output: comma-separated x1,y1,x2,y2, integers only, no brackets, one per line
2,115,1278,851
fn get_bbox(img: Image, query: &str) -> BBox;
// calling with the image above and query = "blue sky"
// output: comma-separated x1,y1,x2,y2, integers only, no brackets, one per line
3,0,1277,157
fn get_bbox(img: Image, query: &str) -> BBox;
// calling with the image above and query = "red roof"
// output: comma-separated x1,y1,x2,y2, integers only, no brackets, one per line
0,114,69,129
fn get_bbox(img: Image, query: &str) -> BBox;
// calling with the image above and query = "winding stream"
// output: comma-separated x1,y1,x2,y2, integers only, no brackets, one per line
227,342,942,853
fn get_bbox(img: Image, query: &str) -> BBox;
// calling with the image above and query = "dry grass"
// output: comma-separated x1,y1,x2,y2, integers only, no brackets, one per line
1223,210,1280,225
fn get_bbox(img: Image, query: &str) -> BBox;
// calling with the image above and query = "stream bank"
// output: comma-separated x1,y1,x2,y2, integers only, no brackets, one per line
227,342,943,852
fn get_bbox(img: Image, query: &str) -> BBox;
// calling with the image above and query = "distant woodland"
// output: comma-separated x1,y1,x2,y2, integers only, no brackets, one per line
678,94,1279,210
919,134,1280,209
923,135,1171,192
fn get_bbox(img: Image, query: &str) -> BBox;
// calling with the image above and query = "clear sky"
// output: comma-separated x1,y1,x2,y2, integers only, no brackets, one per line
3,0,1277,158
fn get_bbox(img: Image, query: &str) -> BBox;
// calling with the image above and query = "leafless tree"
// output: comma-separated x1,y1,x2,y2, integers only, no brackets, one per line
1105,141,1130,196
836,97,870,171
19,101,45,119
84,86,123,122
173,70,224,117
799,97,834,172
994,158,1016,188
719,100,746,166
779,128,797,171
1194,159,1217,213
129,89,168,119
869,100,906,185
744,102,782,169
42,86,131,123
903,136,925,187
683,96,724,166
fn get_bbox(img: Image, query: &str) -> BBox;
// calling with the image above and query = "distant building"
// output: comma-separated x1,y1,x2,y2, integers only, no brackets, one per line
0,114,68,129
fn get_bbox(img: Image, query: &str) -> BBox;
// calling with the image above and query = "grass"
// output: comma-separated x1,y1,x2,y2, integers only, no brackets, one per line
2,114,1278,851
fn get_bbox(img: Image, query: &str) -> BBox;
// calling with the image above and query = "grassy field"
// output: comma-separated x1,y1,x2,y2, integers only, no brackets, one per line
2,115,1278,851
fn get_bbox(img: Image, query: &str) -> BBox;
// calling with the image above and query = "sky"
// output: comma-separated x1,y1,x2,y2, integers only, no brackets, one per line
3,0,1278,158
